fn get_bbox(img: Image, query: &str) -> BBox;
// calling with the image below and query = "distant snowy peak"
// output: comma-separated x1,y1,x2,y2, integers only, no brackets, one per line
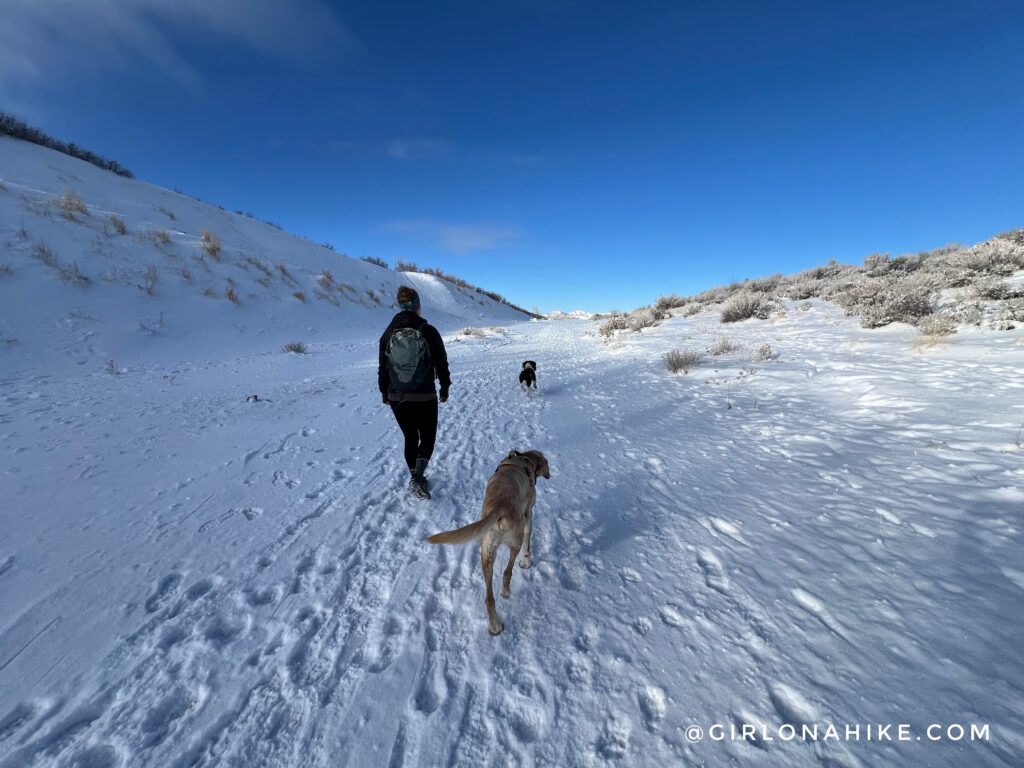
544,309,592,320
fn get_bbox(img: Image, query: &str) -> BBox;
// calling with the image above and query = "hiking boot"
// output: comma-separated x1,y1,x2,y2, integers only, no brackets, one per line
409,473,431,500
413,458,430,489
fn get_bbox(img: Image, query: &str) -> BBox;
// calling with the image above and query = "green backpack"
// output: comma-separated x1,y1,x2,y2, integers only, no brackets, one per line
386,327,432,392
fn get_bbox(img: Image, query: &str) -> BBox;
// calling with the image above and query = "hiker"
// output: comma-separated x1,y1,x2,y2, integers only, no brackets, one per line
379,285,451,499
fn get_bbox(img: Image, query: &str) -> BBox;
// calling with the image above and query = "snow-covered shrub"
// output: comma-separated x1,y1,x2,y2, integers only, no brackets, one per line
916,315,956,337
837,271,940,328
599,308,666,337
225,284,239,304
746,273,782,293
599,314,630,337
293,291,306,302
655,294,687,311
752,342,774,361
282,341,308,354
1001,299,1024,324
784,279,818,300
361,255,390,269
863,252,890,274
973,277,1022,300
109,214,127,235
679,302,703,317
154,229,172,247
720,291,771,323
630,308,662,330
945,238,1024,277
665,348,700,373
711,335,736,356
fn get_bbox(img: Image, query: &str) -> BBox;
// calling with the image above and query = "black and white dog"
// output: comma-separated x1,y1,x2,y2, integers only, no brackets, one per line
519,360,537,391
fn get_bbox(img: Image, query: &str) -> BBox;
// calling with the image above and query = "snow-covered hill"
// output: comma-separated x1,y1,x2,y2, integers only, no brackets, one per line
0,136,529,373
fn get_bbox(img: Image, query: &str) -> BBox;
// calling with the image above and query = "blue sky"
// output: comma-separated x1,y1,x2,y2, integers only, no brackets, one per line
2,0,1023,313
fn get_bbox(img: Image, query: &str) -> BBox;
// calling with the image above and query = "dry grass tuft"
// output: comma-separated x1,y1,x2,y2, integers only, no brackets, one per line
202,229,222,260
226,284,239,304
293,291,307,302
54,188,89,219
282,341,308,354
710,335,737,356
665,348,700,373
317,271,336,291
140,264,159,295
109,214,127,235
32,242,90,285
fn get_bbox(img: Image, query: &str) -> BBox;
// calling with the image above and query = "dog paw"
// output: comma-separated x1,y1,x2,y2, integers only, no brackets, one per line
519,555,532,569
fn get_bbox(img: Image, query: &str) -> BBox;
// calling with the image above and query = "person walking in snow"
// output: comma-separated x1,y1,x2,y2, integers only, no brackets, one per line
379,285,451,499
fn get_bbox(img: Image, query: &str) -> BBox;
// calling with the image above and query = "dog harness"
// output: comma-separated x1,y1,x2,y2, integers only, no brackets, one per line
496,450,536,487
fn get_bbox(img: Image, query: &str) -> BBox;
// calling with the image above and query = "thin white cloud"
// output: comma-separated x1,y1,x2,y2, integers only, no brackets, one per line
385,138,453,161
386,219,521,255
0,0,361,99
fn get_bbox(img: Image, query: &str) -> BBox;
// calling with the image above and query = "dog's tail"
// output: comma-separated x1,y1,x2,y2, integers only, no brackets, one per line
425,516,495,545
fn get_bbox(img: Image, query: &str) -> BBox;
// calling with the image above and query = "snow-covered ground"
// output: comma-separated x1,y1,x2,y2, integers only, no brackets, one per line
3,137,1023,767
2,294,1023,767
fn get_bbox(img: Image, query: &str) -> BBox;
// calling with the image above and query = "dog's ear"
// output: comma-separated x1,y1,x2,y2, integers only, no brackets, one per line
526,450,551,480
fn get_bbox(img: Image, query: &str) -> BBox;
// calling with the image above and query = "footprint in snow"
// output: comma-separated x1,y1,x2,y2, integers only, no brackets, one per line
145,572,183,613
659,605,685,627
597,712,632,759
637,685,667,731
696,548,730,593
791,587,846,638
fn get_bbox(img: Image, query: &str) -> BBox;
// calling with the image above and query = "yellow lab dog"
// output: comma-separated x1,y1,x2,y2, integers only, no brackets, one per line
425,450,551,635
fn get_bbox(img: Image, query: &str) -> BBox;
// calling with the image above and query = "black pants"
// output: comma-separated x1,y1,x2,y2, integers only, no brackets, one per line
390,399,438,470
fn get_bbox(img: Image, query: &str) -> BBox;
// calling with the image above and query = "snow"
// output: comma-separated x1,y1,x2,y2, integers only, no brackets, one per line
0,136,527,374
2,139,1024,767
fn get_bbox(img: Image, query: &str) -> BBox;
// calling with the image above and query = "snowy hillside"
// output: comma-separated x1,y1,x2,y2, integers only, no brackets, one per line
0,136,529,373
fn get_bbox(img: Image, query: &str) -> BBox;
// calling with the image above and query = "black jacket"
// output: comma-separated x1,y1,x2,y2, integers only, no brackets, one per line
378,311,451,401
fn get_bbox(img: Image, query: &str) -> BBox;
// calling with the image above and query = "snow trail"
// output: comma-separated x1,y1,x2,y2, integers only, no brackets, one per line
2,311,1022,767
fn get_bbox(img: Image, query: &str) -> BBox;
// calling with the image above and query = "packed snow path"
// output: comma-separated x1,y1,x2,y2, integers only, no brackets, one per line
2,308,1023,767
